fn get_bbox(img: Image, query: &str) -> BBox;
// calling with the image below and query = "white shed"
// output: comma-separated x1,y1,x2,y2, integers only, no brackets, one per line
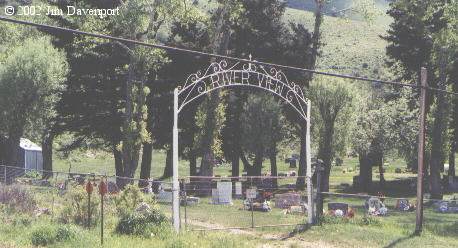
18,138,43,171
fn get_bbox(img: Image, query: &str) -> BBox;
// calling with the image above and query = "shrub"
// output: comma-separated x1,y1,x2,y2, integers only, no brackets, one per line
59,185,99,227
320,215,350,224
0,185,37,213
114,184,155,217
12,214,32,226
24,171,40,179
354,215,381,226
56,225,77,242
31,226,56,246
115,209,168,237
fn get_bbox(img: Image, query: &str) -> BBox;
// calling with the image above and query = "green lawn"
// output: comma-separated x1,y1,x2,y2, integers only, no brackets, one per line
3,152,458,248
53,151,418,192
1,182,456,248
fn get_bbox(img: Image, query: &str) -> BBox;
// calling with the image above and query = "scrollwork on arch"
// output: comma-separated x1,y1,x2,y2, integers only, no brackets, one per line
177,59,309,121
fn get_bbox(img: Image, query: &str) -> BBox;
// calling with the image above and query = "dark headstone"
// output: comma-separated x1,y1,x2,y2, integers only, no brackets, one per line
328,202,349,214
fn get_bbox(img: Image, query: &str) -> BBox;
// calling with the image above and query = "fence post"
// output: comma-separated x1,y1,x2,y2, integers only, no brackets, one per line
306,100,314,224
250,177,254,228
86,181,93,228
99,177,107,245
172,88,180,232
182,179,187,229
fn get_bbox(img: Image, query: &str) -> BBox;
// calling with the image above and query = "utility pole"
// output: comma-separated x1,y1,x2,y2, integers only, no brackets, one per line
415,67,427,235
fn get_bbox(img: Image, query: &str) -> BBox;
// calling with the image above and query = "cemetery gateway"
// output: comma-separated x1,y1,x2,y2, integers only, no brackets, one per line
177,60,309,120
171,59,313,232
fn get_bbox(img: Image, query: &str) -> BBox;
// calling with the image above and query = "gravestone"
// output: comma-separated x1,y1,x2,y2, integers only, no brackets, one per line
246,188,257,199
235,182,242,197
181,196,200,206
328,202,349,215
211,181,232,205
157,190,173,203
395,198,414,211
366,197,388,216
275,193,301,209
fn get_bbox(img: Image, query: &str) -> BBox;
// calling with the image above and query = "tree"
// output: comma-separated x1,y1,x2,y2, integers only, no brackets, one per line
222,0,297,179
384,0,453,199
44,0,201,187
0,37,68,180
197,0,236,182
351,88,398,191
431,0,458,190
240,93,284,182
309,77,352,192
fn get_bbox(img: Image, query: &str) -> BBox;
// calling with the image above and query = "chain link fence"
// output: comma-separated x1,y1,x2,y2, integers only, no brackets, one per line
179,176,310,231
1,165,456,237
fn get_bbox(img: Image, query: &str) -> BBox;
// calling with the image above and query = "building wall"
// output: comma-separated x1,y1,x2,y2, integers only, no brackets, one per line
24,150,43,171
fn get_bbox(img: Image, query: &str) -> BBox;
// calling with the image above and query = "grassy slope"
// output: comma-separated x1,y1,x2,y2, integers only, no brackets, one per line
284,7,389,77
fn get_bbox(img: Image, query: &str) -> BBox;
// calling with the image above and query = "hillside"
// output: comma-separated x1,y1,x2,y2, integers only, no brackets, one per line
284,7,390,77
193,0,391,78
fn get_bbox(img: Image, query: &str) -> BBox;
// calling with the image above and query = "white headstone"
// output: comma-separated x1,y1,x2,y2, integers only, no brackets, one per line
246,188,257,199
235,182,242,195
157,190,173,203
217,181,232,204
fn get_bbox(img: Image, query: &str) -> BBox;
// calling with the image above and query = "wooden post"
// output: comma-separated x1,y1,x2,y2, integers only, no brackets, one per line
87,192,91,228
86,181,93,228
99,177,107,245
415,67,427,235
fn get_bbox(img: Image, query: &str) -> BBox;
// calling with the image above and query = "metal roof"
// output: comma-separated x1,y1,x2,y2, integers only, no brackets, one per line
19,138,42,152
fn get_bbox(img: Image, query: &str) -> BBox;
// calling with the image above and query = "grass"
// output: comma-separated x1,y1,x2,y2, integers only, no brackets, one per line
53,151,417,190
2,185,455,248
2,152,458,247
0,183,260,248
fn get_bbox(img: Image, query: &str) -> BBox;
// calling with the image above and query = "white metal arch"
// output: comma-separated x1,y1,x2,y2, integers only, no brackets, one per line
171,59,313,232
177,60,310,122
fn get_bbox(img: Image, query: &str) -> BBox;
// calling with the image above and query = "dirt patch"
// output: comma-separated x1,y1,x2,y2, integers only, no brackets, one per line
188,219,337,248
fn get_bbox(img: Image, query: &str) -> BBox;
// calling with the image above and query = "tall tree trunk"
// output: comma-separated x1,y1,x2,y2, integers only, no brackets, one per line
358,152,372,192
378,157,385,190
5,135,21,184
189,149,197,176
231,153,240,178
296,123,307,189
162,147,173,179
139,143,153,187
449,62,458,184
252,149,263,176
317,125,334,192
270,152,278,189
199,93,219,178
449,143,455,186
42,132,54,179
114,145,125,188
240,152,252,174
230,90,244,178
197,1,232,195
429,49,449,200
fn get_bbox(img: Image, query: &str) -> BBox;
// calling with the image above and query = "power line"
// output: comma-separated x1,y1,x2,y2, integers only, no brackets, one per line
0,16,457,96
